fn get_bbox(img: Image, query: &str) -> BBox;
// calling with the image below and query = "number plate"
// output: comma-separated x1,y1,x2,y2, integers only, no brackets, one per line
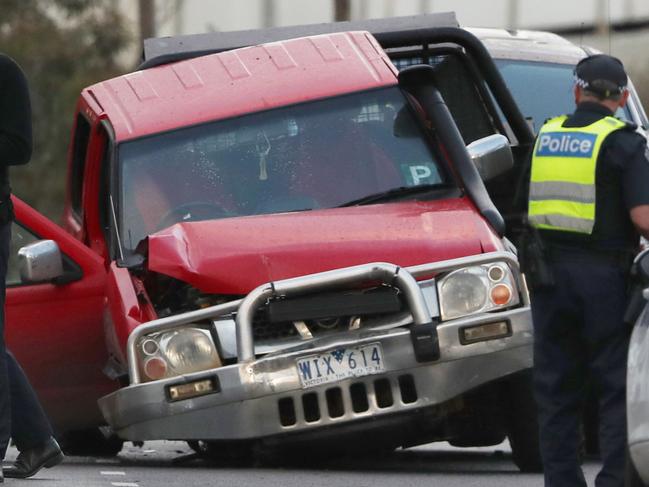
296,343,385,389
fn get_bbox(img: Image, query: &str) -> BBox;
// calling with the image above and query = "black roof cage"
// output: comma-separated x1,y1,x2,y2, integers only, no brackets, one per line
139,13,533,147
141,12,459,68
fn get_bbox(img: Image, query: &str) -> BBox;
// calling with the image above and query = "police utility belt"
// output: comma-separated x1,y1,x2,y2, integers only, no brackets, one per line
544,243,633,268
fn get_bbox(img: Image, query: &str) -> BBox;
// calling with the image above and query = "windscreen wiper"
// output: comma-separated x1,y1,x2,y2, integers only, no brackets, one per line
337,184,453,207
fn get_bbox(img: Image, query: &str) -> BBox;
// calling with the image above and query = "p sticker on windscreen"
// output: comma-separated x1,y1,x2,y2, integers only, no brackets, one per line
400,162,439,185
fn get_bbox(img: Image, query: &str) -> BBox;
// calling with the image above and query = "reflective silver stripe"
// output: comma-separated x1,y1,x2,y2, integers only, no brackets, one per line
529,181,595,204
528,214,594,233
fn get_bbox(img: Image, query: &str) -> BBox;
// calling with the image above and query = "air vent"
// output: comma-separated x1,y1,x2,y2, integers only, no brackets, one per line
302,392,320,423
278,397,296,426
278,374,420,428
399,374,418,404
374,378,394,408
350,382,370,413
326,388,345,418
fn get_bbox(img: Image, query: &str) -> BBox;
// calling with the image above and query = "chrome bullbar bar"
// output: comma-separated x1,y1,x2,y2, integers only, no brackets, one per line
127,251,527,384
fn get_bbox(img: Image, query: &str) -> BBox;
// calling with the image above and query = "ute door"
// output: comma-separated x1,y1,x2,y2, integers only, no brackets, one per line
5,197,117,434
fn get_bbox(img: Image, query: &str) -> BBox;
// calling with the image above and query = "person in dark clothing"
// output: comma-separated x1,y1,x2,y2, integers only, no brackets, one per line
528,54,649,487
0,54,63,481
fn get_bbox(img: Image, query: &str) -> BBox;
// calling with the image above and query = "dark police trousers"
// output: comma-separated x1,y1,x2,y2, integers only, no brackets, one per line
0,222,53,458
532,251,629,487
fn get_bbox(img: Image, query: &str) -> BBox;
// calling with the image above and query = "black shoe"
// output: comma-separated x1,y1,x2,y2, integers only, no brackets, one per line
3,437,64,479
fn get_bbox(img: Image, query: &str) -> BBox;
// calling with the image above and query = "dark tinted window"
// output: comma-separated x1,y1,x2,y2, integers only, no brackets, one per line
494,59,632,133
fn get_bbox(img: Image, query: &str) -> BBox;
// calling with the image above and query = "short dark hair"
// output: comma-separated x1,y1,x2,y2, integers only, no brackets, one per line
582,88,623,102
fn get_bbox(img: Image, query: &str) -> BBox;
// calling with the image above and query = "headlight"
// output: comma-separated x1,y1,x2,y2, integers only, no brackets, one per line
138,326,222,382
437,262,520,320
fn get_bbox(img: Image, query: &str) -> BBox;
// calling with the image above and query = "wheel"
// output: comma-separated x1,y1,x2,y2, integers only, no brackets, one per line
186,440,253,466
156,201,233,230
60,427,124,457
627,448,648,487
504,370,543,473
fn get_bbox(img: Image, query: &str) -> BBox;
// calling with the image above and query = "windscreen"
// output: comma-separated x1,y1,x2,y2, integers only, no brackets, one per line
118,87,448,251
494,59,632,133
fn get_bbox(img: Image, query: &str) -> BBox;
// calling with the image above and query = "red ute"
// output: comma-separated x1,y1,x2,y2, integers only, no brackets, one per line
6,15,541,470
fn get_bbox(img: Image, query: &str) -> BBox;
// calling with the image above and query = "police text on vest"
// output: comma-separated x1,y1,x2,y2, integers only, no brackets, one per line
536,132,597,158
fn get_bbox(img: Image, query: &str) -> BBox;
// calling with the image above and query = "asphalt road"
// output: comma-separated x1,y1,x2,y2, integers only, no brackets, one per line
1,440,604,487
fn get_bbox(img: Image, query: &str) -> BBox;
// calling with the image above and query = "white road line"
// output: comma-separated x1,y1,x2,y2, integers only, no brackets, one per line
100,471,126,476
111,483,139,487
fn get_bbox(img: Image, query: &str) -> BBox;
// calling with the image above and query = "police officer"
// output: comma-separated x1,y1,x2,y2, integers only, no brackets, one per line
0,54,63,480
528,54,649,487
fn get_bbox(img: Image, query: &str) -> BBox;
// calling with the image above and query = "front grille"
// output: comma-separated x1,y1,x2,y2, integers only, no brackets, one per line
277,374,419,427
251,315,352,342
252,315,381,342
252,314,297,341
253,287,403,343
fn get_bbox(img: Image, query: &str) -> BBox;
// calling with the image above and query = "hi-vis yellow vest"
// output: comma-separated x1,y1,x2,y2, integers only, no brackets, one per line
528,115,626,234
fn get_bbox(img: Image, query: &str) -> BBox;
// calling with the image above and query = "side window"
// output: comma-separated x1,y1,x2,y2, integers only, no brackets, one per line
6,223,39,286
96,126,114,257
70,114,91,217
390,51,500,144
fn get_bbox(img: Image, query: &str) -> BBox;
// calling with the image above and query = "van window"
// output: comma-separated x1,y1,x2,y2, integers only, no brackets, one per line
494,60,632,133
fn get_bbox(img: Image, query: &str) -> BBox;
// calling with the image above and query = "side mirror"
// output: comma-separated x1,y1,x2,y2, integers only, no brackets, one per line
466,134,514,181
18,240,64,284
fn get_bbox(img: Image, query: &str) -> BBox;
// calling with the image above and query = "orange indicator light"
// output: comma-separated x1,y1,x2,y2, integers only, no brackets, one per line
490,284,512,306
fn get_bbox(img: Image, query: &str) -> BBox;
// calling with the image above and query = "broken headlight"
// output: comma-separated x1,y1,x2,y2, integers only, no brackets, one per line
138,327,222,382
436,262,520,321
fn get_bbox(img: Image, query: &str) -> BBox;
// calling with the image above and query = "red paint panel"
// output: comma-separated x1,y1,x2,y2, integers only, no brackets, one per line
309,36,345,63
264,43,298,70
219,50,252,80
87,32,397,141
124,72,159,101
171,62,205,89
106,262,145,352
7,197,118,432
147,199,502,294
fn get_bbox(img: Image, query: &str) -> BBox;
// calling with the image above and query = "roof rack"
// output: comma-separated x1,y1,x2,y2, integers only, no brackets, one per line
139,12,533,148
140,12,458,69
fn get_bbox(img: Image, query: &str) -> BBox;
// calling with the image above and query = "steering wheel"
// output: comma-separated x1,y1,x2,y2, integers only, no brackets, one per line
156,201,234,231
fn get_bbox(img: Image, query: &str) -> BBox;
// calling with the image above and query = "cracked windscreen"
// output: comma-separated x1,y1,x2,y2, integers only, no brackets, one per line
117,87,450,251
494,59,632,133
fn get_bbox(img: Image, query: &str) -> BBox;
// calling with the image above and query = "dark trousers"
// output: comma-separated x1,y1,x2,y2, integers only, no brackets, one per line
0,222,53,458
532,254,629,487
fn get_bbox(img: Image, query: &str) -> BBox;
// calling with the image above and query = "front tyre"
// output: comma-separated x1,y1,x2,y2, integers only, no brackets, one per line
60,427,124,457
187,440,254,466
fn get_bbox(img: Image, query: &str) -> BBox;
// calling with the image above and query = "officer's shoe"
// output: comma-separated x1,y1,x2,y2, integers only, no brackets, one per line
3,437,64,478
